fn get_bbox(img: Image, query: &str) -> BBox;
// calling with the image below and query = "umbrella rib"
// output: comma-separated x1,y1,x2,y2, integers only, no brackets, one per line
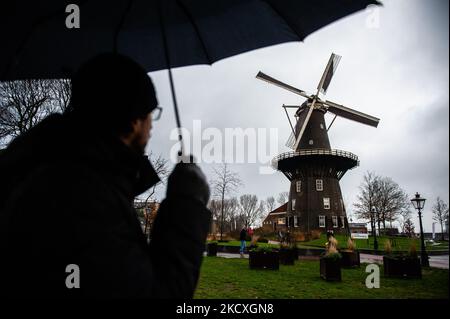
113,0,135,53
262,2,305,41
175,0,213,65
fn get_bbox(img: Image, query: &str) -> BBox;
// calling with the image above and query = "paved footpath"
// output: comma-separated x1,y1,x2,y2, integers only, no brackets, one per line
211,252,449,269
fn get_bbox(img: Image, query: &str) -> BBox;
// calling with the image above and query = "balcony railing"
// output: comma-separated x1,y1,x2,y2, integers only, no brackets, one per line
272,149,359,168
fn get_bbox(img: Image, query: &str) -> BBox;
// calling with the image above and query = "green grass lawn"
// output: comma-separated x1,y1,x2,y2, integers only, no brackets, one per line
300,234,449,252
195,257,449,299
208,235,448,252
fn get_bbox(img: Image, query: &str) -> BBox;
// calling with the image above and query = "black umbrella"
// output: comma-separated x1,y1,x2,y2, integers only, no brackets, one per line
0,0,380,154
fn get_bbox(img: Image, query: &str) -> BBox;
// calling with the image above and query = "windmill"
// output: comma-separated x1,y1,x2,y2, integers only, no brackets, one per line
256,53,380,234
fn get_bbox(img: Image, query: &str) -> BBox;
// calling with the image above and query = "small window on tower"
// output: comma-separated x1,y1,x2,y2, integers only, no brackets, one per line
294,216,299,227
292,199,296,211
309,139,314,145
296,180,302,193
320,123,325,130
316,179,323,191
319,215,326,228
341,216,346,228
323,198,330,210
332,216,338,228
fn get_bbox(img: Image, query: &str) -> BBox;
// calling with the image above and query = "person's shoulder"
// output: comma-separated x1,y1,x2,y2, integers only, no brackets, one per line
23,159,115,210
35,160,104,189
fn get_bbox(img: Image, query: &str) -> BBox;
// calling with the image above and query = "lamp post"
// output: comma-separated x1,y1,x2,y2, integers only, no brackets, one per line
411,192,429,267
371,206,378,252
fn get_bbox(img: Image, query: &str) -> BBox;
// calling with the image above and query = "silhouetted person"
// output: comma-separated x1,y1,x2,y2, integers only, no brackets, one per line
0,53,211,298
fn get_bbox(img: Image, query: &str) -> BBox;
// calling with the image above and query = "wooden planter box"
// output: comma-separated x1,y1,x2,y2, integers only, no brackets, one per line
340,250,360,268
279,248,298,265
383,256,422,278
320,257,342,281
206,243,218,257
249,251,279,270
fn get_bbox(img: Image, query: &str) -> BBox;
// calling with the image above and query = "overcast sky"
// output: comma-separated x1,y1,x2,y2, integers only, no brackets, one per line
145,0,449,232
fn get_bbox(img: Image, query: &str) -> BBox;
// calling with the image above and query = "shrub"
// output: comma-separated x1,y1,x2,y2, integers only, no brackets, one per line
250,246,275,253
323,251,342,261
346,238,356,251
384,239,393,254
256,230,279,241
324,243,342,260
251,235,260,246
291,231,306,242
328,236,338,249
409,243,418,258
311,230,322,240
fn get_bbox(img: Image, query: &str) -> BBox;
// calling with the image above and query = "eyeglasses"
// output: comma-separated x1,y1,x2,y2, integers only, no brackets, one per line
151,106,162,121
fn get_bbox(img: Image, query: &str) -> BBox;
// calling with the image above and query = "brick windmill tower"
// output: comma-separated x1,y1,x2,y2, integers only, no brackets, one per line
257,53,380,234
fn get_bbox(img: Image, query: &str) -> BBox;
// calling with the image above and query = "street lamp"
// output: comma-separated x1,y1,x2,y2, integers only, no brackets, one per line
411,192,429,267
371,206,378,252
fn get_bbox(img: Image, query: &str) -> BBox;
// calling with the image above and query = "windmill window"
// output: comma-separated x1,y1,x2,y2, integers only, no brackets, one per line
320,123,325,129
296,180,302,193
332,216,338,228
309,139,314,145
323,198,330,210
292,199,296,211
294,216,299,227
341,216,346,228
319,215,326,228
316,179,323,191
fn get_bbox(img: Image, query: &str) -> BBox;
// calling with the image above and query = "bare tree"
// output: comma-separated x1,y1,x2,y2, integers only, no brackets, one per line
49,79,72,113
266,196,276,212
0,79,71,146
239,194,265,228
354,171,380,235
0,80,53,140
433,197,449,241
208,197,241,234
403,218,415,237
277,191,289,205
373,177,411,231
225,197,240,232
143,152,170,202
354,172,411,235
141,152,169,236
398,209,412,235
208,199,222,225
211,163,242,240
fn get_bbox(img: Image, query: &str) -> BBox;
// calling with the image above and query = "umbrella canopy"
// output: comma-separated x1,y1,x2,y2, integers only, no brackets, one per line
0,0,380,80
1,0,380,156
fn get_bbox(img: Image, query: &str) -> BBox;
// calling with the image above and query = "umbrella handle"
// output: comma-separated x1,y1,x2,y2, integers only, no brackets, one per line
167,67,185,158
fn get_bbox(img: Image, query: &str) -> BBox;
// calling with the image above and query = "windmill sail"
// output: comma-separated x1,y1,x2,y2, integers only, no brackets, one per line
292,99,317,150
285,131,296,150
317,53,341,95
256,72,310,99
324,100,380,127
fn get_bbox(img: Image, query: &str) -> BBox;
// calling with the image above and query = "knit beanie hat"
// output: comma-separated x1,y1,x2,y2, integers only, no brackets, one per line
68,53,158,134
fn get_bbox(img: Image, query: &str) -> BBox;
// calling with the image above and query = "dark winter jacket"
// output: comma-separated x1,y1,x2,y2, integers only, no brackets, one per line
0,114,211,298
240,228,247,241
